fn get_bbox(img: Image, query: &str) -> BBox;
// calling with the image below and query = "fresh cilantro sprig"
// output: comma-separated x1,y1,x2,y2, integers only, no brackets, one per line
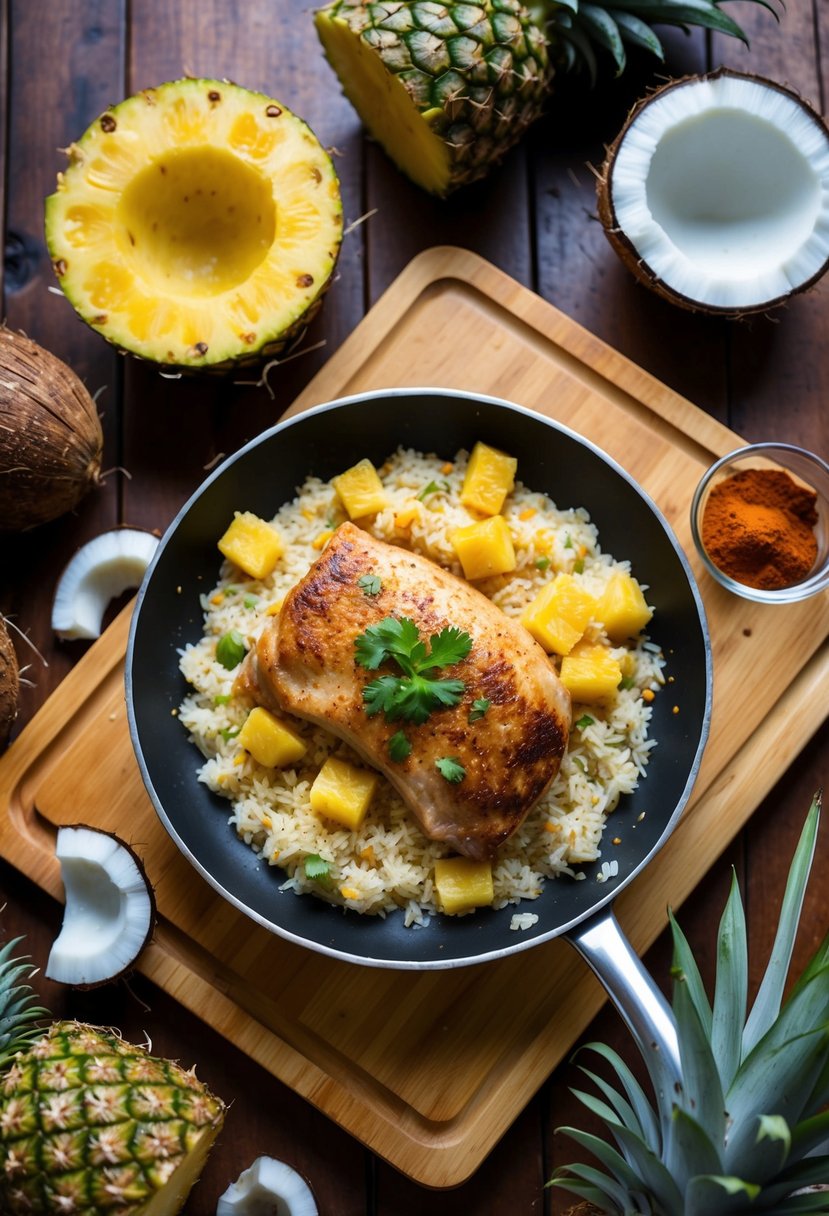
355,616,472,725
468,698,491,723
358,573,382,597
436,756,465,783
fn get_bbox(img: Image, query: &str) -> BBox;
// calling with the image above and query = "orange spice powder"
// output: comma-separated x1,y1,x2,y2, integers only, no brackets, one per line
701,467,818,590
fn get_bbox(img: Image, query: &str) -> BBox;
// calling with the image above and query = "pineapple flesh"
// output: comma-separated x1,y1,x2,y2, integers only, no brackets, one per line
314,0,552,196
45,78,343,371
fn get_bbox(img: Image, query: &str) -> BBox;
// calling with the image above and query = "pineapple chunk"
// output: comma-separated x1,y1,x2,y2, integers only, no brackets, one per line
332,458,389,519
560,644,622,703
451,515,516,580
434,857,494,914
460,441,517,515
310,756,378,830
520,573,596,655
596,572,653,641
238,707,307,768
218,511,283,579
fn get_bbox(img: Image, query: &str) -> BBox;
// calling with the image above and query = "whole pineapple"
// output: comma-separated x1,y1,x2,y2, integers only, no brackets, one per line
551,793,829,1214
0,941,225,1215
315,0,777,195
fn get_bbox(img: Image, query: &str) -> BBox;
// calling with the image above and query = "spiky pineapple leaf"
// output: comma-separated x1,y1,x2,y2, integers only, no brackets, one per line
711,869,748,1092
578,1041,661,1149
666,1106,725,1200
668,972,725,1170
576,1063,652,1143
0,938,48,1069
553,1127,644,1202
669,908,713,1037
611,10,665,58
743,794,821,1056
607,1121,684,1214
546,1171,624,1212
761,1154,829,1208
685,1174,761,1212
578,4,627,73
789,1107,829,1162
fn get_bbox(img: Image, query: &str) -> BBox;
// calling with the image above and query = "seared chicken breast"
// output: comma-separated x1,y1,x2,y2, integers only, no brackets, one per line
237,522,570,860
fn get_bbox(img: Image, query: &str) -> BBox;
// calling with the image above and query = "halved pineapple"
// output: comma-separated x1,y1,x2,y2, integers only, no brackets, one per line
45,78,343,371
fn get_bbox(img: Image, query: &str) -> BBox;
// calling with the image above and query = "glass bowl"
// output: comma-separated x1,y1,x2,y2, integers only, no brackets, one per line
690,442,829,603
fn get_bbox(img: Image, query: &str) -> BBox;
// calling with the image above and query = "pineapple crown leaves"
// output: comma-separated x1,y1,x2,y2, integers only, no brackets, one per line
551,792,829,1215
0,937,49,1071
532,0,783,82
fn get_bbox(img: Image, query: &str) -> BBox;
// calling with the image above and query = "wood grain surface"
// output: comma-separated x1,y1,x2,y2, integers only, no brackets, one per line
1,2,827,1213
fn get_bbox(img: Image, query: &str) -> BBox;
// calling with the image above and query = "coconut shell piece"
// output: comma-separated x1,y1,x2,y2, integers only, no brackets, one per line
0,328,103,530
596,68,829,317
0,615,19,749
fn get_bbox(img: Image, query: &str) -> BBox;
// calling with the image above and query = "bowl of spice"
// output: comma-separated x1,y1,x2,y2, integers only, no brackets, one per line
691,442,829,603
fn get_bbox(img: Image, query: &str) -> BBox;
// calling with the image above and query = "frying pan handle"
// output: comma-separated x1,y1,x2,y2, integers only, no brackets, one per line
567,905,681,1105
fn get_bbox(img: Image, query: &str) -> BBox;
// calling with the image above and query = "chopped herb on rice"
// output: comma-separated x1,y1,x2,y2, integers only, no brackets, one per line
178,447,664,926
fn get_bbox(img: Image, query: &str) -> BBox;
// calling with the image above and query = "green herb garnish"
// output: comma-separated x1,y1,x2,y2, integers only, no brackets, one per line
304,854,331,884
573,557,585,574
535,556,551,571
417,479,450,501
436,756,465,783
244,595,259,610
358,573,382,597
618,675,636,691
216,629,247,670
564,534,573,549
213,693,232,706
388,731,412,762
220,726,241,742
468,698,491,723
575,714,595,729
355,616,471,724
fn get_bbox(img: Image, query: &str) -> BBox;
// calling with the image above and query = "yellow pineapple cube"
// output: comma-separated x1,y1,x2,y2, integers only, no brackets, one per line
238,707,307,767
451,515,516,580
560,644,622,703
520,574,597,655
434,857,494,914
310,756,378,830
218,511,283,579
460,441,518,515
332,458,389,519
596,572,653,641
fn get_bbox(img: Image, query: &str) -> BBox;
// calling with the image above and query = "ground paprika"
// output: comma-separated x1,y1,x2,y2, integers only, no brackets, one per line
701,467,818,590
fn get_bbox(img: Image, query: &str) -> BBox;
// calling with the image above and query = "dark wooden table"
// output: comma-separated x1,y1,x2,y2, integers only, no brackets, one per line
2,3,827,1213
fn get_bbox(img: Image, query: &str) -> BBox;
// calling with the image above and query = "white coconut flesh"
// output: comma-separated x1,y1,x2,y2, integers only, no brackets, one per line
608,74,829,311
45,825,155,987
52,527,159,640
217,1157,318,1216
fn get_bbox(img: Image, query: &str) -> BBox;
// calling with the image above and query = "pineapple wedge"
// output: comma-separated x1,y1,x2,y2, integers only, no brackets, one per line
238,707,307,768
451,515,516,580
560,643,622,703
521,574,596,655
45,78,342,371
596,571,653,641
218,512,283,580
333,458,389,519
460,441,517,516
434,857,494,914
310,756,378,829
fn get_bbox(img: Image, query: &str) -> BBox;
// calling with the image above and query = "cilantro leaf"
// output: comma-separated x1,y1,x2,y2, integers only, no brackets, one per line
220,726,241,742
618,675,636,690
355,616,472,724
564,534,573,549
575,714,595,729
417,479,450,501
358,573,382,597
468,698,491,723
535,556,551,571
213,693,232,706
436,756,465,783
216,630,247,670
388,731,412,762
304,854,331,884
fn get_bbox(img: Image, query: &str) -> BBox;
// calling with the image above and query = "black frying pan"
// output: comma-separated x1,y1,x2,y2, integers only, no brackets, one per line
127,389,712,1085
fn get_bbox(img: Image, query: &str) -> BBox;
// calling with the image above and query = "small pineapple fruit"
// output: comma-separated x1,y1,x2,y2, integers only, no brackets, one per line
0,939,225,1215
238,707,308,768
434,857,494,914
332,458,389,519
460,442,517,516
521,573,596,655
310,756,378,829
45,78,342,371
218,512,284,580
452,515,516,579
552,793,829,1215
314,0,775,195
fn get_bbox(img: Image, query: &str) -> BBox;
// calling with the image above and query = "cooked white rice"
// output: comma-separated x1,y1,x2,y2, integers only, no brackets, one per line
178,446,665,926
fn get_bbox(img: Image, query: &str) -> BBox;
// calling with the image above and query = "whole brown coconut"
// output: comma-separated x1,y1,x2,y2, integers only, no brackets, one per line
0,328,103,529
0,615,19,748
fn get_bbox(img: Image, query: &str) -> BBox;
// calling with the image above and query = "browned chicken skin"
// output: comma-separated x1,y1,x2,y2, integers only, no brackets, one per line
237,522,571,860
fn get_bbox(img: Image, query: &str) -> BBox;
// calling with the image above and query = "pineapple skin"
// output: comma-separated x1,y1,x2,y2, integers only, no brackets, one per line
315,0,552,196
0,1020,225,1216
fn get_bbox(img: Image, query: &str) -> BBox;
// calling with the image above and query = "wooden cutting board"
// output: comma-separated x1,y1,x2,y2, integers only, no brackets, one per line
2,247,828,1188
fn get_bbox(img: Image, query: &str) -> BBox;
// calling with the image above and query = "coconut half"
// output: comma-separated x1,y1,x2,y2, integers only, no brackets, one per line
45,825,156,987
0,616,19,749
217,1157,318,1216
52,527,159,639
597,69,829,316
